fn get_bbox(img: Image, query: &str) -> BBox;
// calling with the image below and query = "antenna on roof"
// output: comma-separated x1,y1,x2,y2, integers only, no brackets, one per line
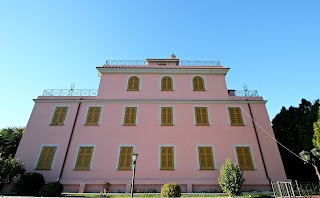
243,83,248,91
243,83,248,96
71,83,75,91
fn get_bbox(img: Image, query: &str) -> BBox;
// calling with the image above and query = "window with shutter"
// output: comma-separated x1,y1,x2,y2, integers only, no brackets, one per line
123,107,137,126
160,147,174,170
198,147,215,170
127,76,140,91
36,146,57,170
118,147,133,170
236,147,254,170
161,76,173,91
192,76,205,91
195,107,209,126
75,146,94,170
50,107,68,125
228,107,244,126
85,107,101,126
161,107,173,126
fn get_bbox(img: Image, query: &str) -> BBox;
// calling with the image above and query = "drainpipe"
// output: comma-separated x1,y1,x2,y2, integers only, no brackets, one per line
57,98,82,182
247,101,271,186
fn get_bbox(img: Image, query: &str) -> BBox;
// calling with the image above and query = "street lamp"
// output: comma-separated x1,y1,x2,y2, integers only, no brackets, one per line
130,153,138,198
299,148,320,181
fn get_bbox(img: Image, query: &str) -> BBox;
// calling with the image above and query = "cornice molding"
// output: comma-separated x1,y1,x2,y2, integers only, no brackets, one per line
34,99,267,104
96,68,230,75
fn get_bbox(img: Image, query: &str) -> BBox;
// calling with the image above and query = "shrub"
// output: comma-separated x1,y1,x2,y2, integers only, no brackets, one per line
161,182,181,197
0,155,25,183
218,158,244,197
16,172,45,196
38,182,64,197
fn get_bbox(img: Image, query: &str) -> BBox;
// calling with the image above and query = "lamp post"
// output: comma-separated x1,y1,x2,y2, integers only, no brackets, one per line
130,153,138,198
299,148,320,182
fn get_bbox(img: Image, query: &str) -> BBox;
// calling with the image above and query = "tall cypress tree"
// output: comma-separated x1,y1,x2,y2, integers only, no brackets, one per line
312,107,320,149
272,99,320,181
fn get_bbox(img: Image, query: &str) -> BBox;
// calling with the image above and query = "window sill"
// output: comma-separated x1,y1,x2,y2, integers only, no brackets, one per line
195,124,210,126
160,169,175,171
160,124,174,126
49,124,65,126
35,168,52,170
123,124,137,126
73,169,91,171
230,124,246,126
84,124,100,126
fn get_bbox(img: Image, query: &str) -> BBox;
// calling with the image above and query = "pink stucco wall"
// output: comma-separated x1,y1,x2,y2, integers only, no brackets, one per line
15,66,287,193
97,74,230,100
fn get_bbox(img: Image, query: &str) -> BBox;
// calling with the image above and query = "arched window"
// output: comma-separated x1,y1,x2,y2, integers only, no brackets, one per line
127,76,140,91
192,76,205,91
161,76,173,91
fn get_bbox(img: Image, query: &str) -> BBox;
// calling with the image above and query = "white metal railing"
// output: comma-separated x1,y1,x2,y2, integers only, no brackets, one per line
105,60,220,66
43,89,98,96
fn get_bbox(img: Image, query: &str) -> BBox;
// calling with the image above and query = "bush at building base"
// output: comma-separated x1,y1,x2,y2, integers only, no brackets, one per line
160,182,181,197
16,172,45,196
38,182,64,197
0,155,25,184
218,158,244,197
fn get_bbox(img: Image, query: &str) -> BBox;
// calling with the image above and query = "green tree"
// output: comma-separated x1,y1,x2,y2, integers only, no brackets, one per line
312,107,320,148
218,158,244,197
272,99,320,181
0,155,25,183
0,127,25,158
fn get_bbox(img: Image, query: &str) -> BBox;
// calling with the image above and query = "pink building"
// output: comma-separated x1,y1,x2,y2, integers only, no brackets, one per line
15,55,287,193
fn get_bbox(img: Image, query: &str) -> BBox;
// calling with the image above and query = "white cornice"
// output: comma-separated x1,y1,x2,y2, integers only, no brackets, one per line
34,99,267,104
96,68,230,75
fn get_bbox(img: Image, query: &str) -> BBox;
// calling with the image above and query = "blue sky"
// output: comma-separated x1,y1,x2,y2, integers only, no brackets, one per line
0,1,319,129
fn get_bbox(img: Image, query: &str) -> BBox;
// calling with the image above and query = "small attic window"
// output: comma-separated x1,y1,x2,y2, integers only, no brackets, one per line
157,62,168,66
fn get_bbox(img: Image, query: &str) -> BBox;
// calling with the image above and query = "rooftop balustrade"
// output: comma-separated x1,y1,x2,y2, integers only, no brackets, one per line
228,90,259,97
43,89,98,96
105,60,220,66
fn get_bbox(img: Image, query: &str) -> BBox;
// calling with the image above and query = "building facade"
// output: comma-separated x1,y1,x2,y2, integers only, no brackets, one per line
15,55,287,193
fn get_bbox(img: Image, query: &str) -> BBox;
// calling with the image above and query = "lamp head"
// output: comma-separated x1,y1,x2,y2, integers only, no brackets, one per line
311,147,320,158
131,153,138,163
299,150,311,162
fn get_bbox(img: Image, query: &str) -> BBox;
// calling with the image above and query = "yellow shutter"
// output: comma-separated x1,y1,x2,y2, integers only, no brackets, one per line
128,77,133,90
193,76,205,91
92,107,101,124
36,146,57,170
75,147,94,170
51,108,60,125
161,77,167,90
198,147,214,170
85,107,101,125
161,147,174,170
193,77,199,90
161,107,173,126
167,77,172,90
228,107,244,126
118,147,133,170
195,107,209,125
128,76,139,91
161,76,173,91
50,107,68,125
124,107,137,125
236,147,254,170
